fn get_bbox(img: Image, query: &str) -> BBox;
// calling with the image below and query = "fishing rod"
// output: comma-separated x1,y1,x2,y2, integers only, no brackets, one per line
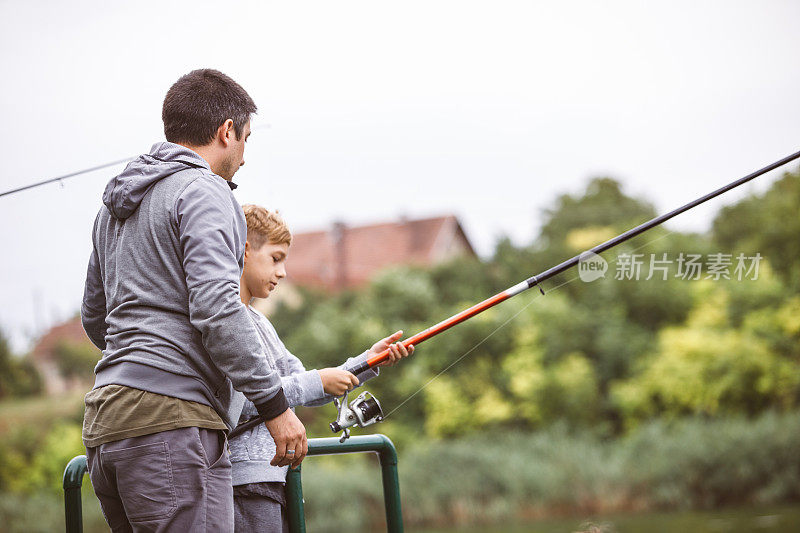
230,149,800,441
0,124,274,199
0,157,134,198
348,149,800,373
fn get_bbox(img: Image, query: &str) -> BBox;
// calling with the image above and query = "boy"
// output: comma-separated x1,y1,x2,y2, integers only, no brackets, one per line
230,205,413,532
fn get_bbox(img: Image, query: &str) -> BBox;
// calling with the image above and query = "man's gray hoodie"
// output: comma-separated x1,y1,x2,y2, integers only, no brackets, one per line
81,142,288,428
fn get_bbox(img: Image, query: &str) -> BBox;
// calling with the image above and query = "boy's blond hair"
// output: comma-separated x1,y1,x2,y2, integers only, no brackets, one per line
242,205,292,249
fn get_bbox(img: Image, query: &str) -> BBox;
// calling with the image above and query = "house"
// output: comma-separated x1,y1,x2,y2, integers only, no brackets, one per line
29,316,98,394
252,214,476,315
282,214,476,291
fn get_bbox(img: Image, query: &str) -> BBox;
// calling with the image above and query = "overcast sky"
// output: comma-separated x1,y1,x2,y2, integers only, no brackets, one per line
1,0,799,352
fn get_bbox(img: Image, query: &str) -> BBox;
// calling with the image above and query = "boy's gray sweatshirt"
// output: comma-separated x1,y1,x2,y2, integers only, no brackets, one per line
81,142,288,428
229,307,379,485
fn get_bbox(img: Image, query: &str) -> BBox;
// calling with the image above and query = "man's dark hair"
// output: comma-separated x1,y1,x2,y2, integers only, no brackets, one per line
162,69,257,146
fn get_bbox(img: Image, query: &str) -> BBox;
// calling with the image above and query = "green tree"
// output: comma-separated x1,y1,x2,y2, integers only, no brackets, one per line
713,168,800,291
612,284,800,427
0,329,41,399
540,177,657,246
26,423,86,493
272,172,800,440
501,299,602,428
53,340,100,380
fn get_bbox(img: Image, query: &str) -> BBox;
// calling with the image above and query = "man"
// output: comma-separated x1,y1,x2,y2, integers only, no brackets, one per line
81,69,306,532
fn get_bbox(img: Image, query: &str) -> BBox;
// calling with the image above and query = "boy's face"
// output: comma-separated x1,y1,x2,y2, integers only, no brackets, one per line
243,241,289,299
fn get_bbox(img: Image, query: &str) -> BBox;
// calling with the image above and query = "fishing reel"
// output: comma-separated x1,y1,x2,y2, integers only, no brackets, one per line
329,390,384,442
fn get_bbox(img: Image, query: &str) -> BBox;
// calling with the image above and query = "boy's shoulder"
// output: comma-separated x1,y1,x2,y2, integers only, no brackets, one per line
247,307,277,334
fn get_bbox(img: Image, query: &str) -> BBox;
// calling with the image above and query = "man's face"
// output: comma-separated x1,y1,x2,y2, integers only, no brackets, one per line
243,241,289,299
218,120,251,180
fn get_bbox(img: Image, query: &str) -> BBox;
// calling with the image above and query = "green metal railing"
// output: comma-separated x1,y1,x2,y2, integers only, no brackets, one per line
63,433,403,532
287,434,403,533
63,455,88,533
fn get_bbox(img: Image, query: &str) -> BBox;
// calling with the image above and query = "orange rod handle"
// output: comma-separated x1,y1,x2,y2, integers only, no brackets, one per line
365,290,512,367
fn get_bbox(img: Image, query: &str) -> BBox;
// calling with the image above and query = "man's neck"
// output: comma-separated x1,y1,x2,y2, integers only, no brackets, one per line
178,142,229,181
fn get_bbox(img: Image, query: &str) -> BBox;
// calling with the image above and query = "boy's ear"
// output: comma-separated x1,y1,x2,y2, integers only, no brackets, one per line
243,240,251,263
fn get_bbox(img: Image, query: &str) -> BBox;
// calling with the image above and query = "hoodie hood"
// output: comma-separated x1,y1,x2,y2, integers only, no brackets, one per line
102,142,211,220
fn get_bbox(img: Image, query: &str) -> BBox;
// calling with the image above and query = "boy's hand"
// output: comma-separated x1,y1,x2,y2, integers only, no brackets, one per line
320,368,359,396
369,330,415,367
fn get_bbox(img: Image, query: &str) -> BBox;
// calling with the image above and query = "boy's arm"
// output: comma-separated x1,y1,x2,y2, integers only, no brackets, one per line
176,177,288,420
283,348,379,408
279,351,325,407
271,327,408,409
81,215,108,350
254,316,377,407
308,352,381,407
280,331,412,408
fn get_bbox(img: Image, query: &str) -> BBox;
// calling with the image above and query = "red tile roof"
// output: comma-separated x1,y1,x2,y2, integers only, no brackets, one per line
285,215,475,290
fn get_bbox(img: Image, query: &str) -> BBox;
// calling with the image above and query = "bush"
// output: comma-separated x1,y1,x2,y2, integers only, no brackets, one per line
0,485,107,533
0,331,41,400
53,340,100,380
392,411,800,528
612,285,800,427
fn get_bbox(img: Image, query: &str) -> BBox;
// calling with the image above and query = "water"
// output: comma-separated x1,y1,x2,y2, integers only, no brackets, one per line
409,505,800,533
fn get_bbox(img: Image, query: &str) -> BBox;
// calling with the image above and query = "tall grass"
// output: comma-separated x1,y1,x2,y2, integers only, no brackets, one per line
299,411,800,531
2,410,798,532
0,485,107,533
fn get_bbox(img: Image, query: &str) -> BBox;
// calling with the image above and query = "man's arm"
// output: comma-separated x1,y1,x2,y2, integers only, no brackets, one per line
177,176,307,467
81,217,108,350
175,176,289,419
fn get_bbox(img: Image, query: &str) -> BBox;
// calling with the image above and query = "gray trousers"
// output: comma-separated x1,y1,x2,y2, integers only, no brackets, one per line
233,482,288,533
86,426,233,532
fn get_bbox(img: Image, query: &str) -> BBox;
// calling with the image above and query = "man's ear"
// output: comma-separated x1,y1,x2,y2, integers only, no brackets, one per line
217,119,235,147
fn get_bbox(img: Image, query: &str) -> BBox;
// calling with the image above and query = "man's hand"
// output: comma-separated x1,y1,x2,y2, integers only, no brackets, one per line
369,330,414,367
264,408,307,468
319,368,359,396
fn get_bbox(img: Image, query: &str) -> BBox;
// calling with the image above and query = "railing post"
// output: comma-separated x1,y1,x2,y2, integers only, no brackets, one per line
284,434,403,532
63,455,88,533
286,464,306,533
376,435,403,533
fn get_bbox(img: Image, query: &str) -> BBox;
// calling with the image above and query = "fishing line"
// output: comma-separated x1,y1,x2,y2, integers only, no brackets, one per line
351,150,800,376
0,123,272,199
232,150,799,438
383,283,546,419
382,226,681,419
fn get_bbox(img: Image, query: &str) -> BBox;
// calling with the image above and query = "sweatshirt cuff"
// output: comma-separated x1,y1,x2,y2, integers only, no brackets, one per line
254,388,290,420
